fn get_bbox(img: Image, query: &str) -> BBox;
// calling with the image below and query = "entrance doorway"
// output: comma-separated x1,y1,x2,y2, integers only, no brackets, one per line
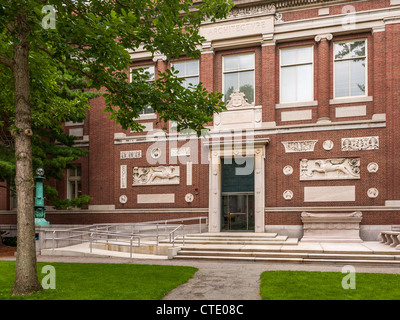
221,157,254,231
221,193,254,231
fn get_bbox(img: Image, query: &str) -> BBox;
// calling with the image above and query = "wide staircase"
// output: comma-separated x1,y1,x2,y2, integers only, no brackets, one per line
167,232,400,267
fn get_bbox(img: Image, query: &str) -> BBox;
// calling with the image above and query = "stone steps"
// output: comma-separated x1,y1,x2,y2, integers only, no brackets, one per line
161,232,299,246
169,233,400,267
174,249,400,266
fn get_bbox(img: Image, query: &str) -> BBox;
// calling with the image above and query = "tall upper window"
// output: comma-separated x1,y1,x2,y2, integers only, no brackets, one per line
223,54,255,104
68,166,82,201
334,40,366,98
172,60,199,90
130,66,155,114
280,46,313,103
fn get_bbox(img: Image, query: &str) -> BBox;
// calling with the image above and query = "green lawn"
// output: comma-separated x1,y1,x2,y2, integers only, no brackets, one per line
0,261,197,300
260,270,400,300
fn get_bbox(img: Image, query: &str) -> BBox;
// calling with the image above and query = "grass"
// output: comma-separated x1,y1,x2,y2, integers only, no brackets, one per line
0,261,197,300
260,270,400,300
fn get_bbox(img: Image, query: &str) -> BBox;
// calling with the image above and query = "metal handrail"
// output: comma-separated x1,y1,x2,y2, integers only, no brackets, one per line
42,216,208,255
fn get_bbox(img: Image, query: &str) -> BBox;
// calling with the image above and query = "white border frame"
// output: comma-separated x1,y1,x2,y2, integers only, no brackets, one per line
279,45,315,105
333,38,368,100
222,52,256,104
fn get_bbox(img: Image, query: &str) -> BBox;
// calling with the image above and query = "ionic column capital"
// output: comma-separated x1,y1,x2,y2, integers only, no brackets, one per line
315,33,333,42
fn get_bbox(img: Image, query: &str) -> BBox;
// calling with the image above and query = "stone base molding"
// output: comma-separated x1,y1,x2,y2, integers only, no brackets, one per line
301,211,363,242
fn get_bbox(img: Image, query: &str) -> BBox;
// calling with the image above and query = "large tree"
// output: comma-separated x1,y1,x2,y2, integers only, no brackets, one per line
0,0,232,295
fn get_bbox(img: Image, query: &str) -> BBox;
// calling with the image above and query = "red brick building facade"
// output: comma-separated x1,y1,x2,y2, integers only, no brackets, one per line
1,0,400,240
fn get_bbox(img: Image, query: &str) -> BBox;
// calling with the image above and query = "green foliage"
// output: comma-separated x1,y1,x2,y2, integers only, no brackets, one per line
0,0,233,206
0,53,96,207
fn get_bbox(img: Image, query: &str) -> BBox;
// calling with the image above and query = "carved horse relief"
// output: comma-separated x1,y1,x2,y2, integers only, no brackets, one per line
300,158,360,181
133,166,180,185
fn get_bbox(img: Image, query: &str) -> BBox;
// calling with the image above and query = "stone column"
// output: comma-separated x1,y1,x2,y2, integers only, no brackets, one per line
254,146,266,233
208,149,221,233
315,34,333,123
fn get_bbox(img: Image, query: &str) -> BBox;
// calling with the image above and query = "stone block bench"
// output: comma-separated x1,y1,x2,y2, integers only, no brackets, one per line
379,230,400,249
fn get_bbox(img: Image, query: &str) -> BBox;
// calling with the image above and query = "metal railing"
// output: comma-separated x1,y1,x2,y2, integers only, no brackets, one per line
41,216,208,257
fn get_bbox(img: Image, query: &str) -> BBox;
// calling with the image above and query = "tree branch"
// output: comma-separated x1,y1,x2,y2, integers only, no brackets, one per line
36,45,94,79
0,55,13,69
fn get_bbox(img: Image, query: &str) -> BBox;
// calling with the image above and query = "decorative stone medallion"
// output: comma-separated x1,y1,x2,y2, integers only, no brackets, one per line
283,165,293,176
323,140,334,151
150,147,161,159
119,195,128,204
283,190,293,200
367,162,379,173
185,193,194,203
367,188,379,198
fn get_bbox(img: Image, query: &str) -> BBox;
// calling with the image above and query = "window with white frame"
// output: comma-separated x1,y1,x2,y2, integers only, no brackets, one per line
130,66,155,114
223,53,255,104
172,60,199,90
334,40,366,98
68,166,82,200
280,46,314,103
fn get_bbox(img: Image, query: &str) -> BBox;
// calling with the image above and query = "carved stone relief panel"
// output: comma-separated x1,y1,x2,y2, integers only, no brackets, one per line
341,136,379,151
120,165,127,189
133,166,180,186
120,150,142,159
300,158,360,181
282,140,318,153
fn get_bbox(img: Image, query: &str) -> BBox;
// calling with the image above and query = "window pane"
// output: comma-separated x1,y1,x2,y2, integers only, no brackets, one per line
143,66,155,81
335,42,351,60
282,47,312,65
172,62,185,76
335,41,365,60
350,59,365,96
224,72,238,103
76,166,81,177
335,60,350,98
239,54,254,70
186,76,199,87
143,105,154,114
281,48,297,66
281,66,297,102
77,181,82,197
239,71,254,103
297,64,313,101
69,181,76,200
297,47,313,64
185,61,199,76
69,168,76,177
224,56,239,72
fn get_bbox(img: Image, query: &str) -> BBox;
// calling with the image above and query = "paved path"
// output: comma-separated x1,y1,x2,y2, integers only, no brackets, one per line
2,254,400,300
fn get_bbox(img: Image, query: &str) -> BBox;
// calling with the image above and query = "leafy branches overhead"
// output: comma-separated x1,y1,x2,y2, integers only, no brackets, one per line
1,0,232,132
0,0,233,203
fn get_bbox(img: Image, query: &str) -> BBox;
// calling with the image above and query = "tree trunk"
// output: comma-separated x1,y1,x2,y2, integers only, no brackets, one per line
11,12,42,296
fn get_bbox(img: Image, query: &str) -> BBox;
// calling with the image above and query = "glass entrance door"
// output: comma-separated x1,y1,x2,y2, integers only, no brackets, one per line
221,194,254,231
